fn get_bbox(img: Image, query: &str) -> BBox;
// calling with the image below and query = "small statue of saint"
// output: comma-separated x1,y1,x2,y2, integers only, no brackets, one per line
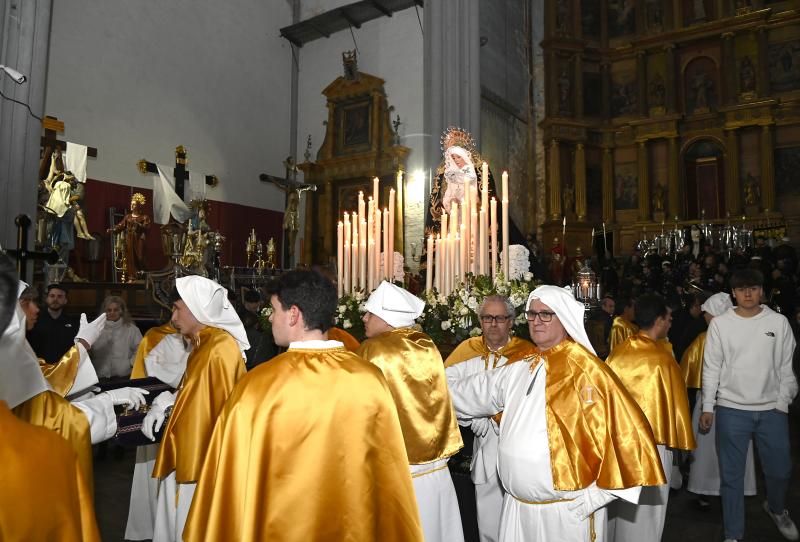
109,193,151,282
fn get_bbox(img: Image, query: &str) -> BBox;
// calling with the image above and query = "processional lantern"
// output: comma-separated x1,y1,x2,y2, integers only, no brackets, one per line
574,262,599,309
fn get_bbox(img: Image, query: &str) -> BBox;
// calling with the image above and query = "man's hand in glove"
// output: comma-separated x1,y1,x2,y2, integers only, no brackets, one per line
141,391,175,441
104,387,149,410
566,486,617,520
75,313,107,349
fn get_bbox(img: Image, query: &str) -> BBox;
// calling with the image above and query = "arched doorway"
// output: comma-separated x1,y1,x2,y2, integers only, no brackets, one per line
682,138,725,220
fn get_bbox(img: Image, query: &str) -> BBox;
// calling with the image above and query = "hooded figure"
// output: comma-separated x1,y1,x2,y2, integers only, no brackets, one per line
448,284,665,542
357,281,465,542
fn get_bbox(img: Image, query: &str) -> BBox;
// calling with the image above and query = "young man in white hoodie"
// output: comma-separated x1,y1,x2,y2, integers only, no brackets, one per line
700,268,799,542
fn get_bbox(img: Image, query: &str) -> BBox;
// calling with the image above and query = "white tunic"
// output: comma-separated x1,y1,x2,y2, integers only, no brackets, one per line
450,360,640,542
447,351,510,542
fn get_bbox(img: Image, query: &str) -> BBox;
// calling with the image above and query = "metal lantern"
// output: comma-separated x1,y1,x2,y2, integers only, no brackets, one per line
574,262,598,306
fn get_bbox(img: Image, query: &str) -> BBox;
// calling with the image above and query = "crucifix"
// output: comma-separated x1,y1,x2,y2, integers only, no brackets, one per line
40,116,98,159
138,145,218,201
259,156,317,269
5,215,59,278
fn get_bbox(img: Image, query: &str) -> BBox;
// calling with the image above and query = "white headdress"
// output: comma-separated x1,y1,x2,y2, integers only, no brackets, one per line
176,276,250,358
443,146,477,186
0,292,49,409
700,292,733,317
527,284,596,355
364,281,425,328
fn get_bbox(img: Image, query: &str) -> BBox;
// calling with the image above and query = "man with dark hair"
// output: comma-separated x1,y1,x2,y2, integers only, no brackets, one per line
26,283,79,363
357,280,464,542
701,268,799,542
184,271,422,541
606,293,695,541
609,297,637,354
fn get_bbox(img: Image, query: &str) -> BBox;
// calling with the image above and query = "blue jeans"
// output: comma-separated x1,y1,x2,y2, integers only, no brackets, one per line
716,406,793,539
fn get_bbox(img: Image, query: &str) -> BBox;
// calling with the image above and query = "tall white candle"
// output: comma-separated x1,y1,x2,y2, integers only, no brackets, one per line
382,208,390,281
460,223,467,283
490,197,498,279
471,209,478,275
343,212,351,292
479,208,487,276
367,199,374,291
388,188,395,271
426,234,434,292
501,171,509,279
372,177,379,209
337,221,344,297
359,219,367,291
374,208,382,288
352,226,359,293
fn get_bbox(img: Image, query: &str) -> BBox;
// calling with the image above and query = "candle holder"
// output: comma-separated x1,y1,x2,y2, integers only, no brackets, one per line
573,262,598,320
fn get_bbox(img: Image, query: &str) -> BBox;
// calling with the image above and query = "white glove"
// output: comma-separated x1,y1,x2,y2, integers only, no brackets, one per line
470,417,492,438
75,313,107,347
141,391,175,441
566,486,617,521
490,417,500,436
104,387,149,410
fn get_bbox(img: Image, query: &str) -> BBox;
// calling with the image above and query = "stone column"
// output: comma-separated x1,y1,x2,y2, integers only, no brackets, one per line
549,139,562,220
761,124,775,213
637,141,650,221
664,45,677,114
725,129,741,215
668,136,680,218
0,1,53,257
575,143,587,220
423,0,481,169
602,147,614,223
721,32,736,104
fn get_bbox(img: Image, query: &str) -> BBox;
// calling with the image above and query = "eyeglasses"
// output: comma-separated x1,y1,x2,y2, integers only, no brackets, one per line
525,310,556,323
479,314,513,324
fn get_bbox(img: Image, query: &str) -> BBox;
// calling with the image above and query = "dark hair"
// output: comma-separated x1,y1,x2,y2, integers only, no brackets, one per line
243,289,261,304
265,270,337,332
46,283,68,295
615,297,634,316
729,268,763,289
168,288,182,306
634,293,669,329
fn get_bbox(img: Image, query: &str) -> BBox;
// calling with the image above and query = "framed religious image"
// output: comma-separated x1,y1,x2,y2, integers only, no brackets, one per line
337,181,371,218
337,100,371,153
614,162,638,210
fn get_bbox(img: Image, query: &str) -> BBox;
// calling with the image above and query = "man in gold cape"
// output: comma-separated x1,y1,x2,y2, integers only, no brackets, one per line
0,258,99,542
184,270,422,541
606,293,695,541
7,283,147,492
126,322,189,541
608,297,637,354
448,285,665,542
144,275,248,542
357,280,465,542
445,294,536,542
680,293,757,505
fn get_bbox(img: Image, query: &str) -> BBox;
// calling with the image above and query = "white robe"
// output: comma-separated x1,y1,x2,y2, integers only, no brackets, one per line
125,333,190,541
410,458,465,542
450,361,640,542
446,352,510,542
687,399,757,496
69,343,117,444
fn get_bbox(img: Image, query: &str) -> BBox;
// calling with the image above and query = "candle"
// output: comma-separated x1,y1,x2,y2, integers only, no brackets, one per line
455,232,461,284
479,208,487,276
388,188,395,269
426,234,434,292
490,197,498,279
367,199,374,291
435,234,442,292
460,223,467,283
358,191,365,223
359,219,367,291
383,208,390,281
471,209,478,275
337,221,344,297
352,225,359,293
602,222,607,255
442,229,449,294
501,171,509,279
374,207,382,288
373,177,379,208
343,213,351,292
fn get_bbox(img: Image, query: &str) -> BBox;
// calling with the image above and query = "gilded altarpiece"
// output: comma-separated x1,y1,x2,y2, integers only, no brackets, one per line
298,66,409,267
541,0,800,254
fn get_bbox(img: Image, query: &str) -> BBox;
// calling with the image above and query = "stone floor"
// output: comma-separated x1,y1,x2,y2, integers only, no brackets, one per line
94,417,800,542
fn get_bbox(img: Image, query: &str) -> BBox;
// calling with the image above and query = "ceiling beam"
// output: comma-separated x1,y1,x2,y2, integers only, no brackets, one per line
370,0,393,17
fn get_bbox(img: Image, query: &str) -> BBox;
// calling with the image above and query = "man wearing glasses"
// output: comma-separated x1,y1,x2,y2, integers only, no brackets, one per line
445,295,536,542
701,268,798,542
448,285,664,541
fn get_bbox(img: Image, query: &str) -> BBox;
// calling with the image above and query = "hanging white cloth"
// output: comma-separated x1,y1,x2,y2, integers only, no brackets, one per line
65,142,88,183
153,164,192,225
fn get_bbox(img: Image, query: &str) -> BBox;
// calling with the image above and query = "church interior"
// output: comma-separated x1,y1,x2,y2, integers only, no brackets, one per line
3,0,800,540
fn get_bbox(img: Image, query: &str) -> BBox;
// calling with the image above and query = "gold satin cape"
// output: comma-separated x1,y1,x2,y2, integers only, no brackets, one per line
538,339,666,490
609,316,638,353
327,326,360,351
12,390,94,490
39,346,81,396
0,401,99,542
183,347,423,542
606,333,696,451
153,326,246,482
444,336,536,369
356,327,463,464
131,322,177,378
680,331,706,390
